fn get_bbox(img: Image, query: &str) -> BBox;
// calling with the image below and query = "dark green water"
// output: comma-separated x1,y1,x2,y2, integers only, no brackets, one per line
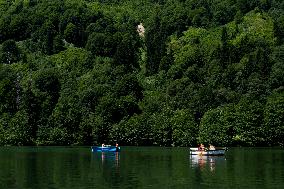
0,147,283,189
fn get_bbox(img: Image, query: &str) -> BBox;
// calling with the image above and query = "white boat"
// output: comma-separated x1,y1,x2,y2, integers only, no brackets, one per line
190,147,227,156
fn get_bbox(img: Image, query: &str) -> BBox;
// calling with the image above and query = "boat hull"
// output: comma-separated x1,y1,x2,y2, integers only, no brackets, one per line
91,146,120,152
190,148,226,156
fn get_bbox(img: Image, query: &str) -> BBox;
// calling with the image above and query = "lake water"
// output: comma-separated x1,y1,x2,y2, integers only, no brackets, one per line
0,147,283,189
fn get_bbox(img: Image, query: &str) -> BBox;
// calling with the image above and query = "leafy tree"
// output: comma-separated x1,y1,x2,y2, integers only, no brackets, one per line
0,39,22,64
86,22,105,35
273,14,284,45
86,32,115,57
264,91,284,146
111,114,153,146
199,105,235,146
0,65,18,114
77,112,96,145
30,67,61,132
149,109,173,146
139,90,167,115
0,16,11,43
145,8,165,75
32,20,58,55
114,73,143,100
64,22,85,47
9,13,30,41
0,113,10,145
171,109,197,146
212,1,236,26
0,0,283,147
233,98,265,146
269,45,284,89
43,83,80,145
53,34,65,54
113,33,140,70
5,110,33,145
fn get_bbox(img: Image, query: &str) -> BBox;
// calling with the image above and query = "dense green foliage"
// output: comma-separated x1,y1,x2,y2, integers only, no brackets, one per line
0,0,283,146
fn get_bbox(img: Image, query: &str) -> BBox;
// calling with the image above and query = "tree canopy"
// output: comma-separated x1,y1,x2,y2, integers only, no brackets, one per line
0,0,283,147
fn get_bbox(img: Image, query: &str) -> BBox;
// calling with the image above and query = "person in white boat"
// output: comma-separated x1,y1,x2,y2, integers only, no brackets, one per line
198,143,205,151
209,144,215,150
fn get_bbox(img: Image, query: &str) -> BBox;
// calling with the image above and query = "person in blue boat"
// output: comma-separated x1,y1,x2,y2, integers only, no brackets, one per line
115,143,119,151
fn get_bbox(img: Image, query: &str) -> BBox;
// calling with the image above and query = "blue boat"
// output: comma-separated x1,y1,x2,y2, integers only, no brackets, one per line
91,146,120,152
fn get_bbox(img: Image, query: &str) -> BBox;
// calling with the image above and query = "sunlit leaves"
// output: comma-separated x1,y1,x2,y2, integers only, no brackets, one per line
230,11,275,48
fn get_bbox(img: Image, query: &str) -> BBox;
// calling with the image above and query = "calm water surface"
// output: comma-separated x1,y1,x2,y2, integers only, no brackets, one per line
0,147,283,189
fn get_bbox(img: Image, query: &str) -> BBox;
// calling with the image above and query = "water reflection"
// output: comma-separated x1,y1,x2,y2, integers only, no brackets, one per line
1,147,283,189
93,151,120,168
90,151,122,188
189,155,226,172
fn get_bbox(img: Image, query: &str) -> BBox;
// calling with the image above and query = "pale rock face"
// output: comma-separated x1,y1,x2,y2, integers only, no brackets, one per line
137,23,145,37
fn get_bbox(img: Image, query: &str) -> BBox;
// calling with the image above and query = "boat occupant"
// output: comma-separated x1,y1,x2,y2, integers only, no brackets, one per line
198,143,205,151
102,143,105,148
115,143,119,151
209,144,215,150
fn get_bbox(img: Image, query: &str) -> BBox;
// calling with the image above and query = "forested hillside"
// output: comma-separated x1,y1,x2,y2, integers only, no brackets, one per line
0,0,283,146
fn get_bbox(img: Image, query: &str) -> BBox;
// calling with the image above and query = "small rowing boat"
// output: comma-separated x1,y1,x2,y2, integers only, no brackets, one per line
189,147,227,156
91,146,120,152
